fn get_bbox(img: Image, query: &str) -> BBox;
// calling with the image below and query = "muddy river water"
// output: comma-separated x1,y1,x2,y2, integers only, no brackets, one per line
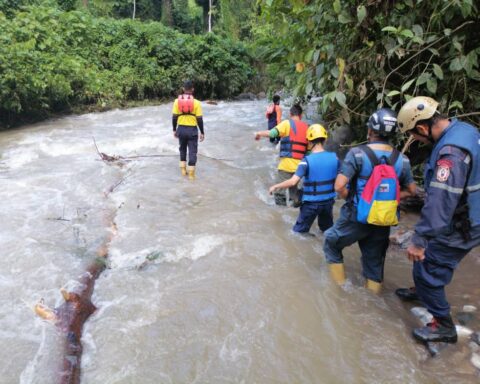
0,100,479,383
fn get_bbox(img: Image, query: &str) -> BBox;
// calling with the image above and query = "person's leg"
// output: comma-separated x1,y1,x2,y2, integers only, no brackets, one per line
323,205,370,284
317,200,334,232
357,225,390,293
411,241,469,343
177,126,188,162
187,129,199,166
273,171,291,206
293,202,317,233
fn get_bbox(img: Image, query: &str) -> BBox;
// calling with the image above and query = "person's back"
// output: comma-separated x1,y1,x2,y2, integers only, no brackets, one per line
266,95,282,144
323,108,416,292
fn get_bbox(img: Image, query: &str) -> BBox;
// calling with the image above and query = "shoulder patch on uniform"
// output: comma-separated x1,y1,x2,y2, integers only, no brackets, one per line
436,159,452,182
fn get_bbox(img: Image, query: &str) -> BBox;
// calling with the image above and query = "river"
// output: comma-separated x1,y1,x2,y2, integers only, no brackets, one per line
1,100,479,383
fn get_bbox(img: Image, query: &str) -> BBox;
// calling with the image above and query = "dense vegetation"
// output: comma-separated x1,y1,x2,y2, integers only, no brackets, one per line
255,0,480,142
0,0,255,127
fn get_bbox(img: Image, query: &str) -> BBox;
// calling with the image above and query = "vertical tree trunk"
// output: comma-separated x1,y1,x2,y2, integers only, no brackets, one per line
161,0,173,26
132,0,136,19
208,0,212,32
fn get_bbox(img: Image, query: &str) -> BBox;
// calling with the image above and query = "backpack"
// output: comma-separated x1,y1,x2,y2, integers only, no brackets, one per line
356,146,401,226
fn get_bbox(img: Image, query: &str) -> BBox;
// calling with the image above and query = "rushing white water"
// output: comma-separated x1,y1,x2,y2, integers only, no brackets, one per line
1,101,479,383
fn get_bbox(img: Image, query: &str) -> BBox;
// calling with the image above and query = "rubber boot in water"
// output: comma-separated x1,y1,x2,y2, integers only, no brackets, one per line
180,161,187,176
188,166,195,180
328,263,346,285
413,315,457,343
395,287,420,302
365,279,382,294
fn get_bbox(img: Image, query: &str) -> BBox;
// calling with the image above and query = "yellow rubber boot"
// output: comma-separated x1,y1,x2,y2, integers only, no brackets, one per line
188,166,195,180
365,279,382,294
180,161,187,176
329,263,346,285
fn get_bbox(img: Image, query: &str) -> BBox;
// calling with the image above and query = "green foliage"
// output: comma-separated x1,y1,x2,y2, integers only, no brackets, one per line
255,0,480,139
0,3,254,126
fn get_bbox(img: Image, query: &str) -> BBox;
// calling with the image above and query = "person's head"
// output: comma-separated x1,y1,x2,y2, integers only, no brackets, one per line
397,96,447,144
367,107,398,142
307,124,328,148
183,80,194,94
273,95,280,104
290,104,303,118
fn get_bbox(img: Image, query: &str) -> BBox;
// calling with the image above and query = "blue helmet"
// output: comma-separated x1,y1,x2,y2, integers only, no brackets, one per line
367,108,398,136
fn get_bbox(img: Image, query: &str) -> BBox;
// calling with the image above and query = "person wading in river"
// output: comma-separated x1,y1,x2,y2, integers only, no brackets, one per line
269,124,339,233
254,104,308,207
265,94,282,145
323,108,416,293
395,96,480,344
172,80,204,180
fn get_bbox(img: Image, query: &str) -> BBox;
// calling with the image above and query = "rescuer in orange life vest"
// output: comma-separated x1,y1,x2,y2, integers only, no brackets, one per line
254,104,309,206
172,80,204,180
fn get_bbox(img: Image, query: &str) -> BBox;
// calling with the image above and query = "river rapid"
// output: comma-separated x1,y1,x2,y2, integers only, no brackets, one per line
1,100,479,383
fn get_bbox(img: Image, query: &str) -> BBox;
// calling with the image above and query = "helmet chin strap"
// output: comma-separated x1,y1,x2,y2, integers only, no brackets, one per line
414,123,435,143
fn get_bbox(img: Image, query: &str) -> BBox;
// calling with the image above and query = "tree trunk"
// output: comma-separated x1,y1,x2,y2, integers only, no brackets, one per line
132,0,136,20
208,0,212,32
161,0,173,26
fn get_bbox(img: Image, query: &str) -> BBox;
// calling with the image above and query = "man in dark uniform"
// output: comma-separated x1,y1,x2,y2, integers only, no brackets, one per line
396,96,480,343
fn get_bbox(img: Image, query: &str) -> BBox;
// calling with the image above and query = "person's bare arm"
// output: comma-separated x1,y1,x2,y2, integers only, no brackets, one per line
400,182,417,199
334,174,349,199
269,175,301,194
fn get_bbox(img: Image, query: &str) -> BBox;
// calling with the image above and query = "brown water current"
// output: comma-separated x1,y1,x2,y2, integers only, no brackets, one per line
0,100,479,383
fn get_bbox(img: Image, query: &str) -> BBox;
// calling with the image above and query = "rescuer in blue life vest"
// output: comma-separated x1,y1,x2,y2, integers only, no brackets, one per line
268,124,339,233
395,96,480,344
323,108,417,293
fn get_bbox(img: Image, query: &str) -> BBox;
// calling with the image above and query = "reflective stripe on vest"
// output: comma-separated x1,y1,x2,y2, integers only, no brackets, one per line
425,120,480,226
178,94,195,115
279,119,308,160
303,152,338,202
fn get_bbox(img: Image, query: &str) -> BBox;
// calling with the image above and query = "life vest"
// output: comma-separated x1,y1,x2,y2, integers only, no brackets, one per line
425,119,480,227
302,152,338,202
356,146,401,226
177,94,194,115
279,119,308,160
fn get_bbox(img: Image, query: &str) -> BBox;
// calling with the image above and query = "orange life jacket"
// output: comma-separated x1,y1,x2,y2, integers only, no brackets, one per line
279,119,308,160
178,94,194,115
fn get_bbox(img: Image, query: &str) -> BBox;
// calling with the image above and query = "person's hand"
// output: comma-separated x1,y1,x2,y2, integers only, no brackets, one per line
407,244,425,262
173,131,178,138
199,133,205,142
254,132,261,141
269,185,277,195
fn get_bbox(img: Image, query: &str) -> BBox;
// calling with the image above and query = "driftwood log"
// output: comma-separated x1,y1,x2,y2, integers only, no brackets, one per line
34,217,117,383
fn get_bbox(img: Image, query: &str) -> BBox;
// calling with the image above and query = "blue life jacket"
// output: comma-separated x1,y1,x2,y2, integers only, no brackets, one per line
303,151,338,202
279,119,309,160
425,119,480,227
350,144,404,208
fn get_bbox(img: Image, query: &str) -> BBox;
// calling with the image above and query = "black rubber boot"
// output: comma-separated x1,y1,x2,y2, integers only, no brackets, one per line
413,315,458,343
395,287,420,302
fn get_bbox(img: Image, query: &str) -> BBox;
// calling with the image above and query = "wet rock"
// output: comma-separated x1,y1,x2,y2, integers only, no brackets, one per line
257,92,266,99
234,92,257,101
426,341,448,357
463,305,477,313
411,307,433,325
389,229,414,249
471,353,480,370
205,100,218,105
456,311,476,325
471,332,480,345
468,341,479,352
456,325,474,339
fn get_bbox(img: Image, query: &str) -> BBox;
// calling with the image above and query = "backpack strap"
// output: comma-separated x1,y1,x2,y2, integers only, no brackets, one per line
387,148,400,166
360,145,380,167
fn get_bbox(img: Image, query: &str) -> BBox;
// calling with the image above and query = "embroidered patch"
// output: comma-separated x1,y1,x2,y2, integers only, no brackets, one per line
436,165,450,182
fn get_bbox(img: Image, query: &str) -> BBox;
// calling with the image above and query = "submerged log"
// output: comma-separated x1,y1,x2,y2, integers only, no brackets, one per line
35,222,116,384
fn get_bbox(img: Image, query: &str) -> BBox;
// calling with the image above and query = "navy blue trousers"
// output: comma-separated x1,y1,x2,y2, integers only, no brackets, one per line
323,204,390,282
177,125,198,166
293,200,334,233
413,240,469,318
